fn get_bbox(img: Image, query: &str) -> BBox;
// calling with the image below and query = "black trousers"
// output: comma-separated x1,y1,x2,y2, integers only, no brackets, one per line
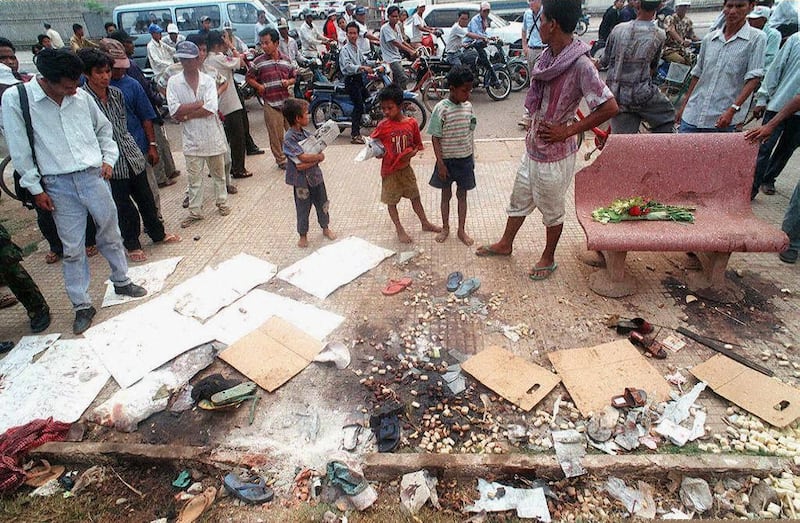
752,111,800,194
223,109,247,175
234,82,259,151
110,171,165,251
344,74,367,138
36,207,95,256
294,183,330,236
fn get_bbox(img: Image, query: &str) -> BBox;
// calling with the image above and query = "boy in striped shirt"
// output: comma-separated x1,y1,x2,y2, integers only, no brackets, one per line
428,66,477,245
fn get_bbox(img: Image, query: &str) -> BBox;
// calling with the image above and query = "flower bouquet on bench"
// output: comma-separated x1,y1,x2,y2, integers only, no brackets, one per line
592,197,695,224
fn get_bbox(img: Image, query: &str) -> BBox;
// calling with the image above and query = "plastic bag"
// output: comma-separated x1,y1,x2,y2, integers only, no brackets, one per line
354,138,385,162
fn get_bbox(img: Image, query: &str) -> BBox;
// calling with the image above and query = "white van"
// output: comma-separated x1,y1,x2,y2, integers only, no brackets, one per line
112,0,281,67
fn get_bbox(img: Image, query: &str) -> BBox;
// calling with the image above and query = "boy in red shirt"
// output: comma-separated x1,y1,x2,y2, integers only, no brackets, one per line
371,85,441,243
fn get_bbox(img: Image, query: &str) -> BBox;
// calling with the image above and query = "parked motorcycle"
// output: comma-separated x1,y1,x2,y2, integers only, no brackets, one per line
308,64,427,132
499,42,529,92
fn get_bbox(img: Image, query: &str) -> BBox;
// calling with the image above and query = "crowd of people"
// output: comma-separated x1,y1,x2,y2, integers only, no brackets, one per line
0,0,799,340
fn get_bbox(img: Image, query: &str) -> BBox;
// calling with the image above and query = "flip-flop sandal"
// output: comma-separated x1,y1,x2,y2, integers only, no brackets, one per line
181,215,204,228
161,233,182,244
45,252,61,264
629,331,667,359
446,271,464,292
475,245,511,257
529,263,558,281
342,418,364,452
176,486,216,523
127,249,148,263
454,277,480,298
197,397,255,410
381,277,412,296
210,381,257,405
223,473,274,504
85,246,99,257
374,415,400,453
0,294,18,309
23,460,65,487
614,317,653,335
611,388,648,409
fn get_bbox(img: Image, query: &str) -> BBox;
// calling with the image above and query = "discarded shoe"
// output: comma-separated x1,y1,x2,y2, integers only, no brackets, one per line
223,472,274,504
73,306,97,335
446,271,463,292
454,277,480,298
23,460,65,488
382,277,412,296
210,381,257,405
611,387,648,409
369,401,403,453
610,316,653,335
629,331,667,359
176,486,216,523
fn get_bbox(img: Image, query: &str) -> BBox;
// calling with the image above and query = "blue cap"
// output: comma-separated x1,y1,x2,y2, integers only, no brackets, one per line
355,6,366,15
174,40,199,59
148,23,163,34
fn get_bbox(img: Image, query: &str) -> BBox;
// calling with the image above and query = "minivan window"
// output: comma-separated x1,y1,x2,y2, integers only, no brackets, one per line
119,9,173,35
227,3,259,23
176,5,221,31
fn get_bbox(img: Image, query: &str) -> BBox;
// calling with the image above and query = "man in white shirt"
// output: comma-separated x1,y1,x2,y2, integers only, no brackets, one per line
445,11,484,66
409,4,435,48
254,10,270,43
167,41,231,227
2,49,146,334
43,23,65,49
146,24,175,77
354,6,380,53
381,6,417,86
278,19,300,63
299,10,332,56
164,24,186,49
344,3,356,24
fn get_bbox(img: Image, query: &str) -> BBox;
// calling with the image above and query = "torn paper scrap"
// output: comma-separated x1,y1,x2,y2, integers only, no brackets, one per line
464,479,551,521
552,429,587,478
0,339,110,433
277,236,394,299
102,256,182,307
172,253,277,321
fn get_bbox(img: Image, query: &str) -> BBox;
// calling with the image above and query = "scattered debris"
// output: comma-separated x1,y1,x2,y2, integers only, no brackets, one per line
399,470,440,514
326,461,376,511
176,486,216,523
661,335,686,353
29,479,63,497
587,406,620,442
172,470,191,489
552,430,587,478
660,382,706,425
464,479,551,521
605,477,656,518
314,342,351,369
72,466,106,496
679,477,712,514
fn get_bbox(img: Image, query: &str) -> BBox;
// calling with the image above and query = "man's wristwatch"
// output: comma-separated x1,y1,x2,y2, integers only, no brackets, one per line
730,103,741,112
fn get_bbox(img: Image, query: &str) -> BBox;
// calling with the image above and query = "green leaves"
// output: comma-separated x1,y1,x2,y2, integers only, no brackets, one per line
592,198,695,224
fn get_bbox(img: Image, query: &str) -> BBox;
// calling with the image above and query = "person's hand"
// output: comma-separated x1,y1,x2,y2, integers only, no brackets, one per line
537,121,570,143
101,162,113,180
436,160,448,181
753,105,766,119
34,192,54,211
280,78,289,88
715,108,734,129
147,145,159,166
318,152,325,162
745,123,777,143
256,84,266,95
522,46,529,57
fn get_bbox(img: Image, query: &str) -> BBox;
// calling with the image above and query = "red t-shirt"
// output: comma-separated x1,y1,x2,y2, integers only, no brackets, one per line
370,117,423,177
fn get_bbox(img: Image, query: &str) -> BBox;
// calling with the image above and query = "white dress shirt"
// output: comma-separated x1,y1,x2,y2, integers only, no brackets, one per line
299,22,326,54
2,78,118,195
147,39,176,77
166,71,228,157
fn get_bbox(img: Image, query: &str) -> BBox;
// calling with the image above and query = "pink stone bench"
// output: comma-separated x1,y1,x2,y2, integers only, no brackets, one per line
574,133,788,302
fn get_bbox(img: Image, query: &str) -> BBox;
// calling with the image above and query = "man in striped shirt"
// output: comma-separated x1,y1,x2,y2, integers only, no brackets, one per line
79,48,180,262
247,27,296,169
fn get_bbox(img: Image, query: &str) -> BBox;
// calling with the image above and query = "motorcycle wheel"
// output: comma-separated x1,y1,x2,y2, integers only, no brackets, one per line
401,98,427,131
311,100,345,129
575,20,588,36
508,61,529,92
486,69,511,101
421,75,448,112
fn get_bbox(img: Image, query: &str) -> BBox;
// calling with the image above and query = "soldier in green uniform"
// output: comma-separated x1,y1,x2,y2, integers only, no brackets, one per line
0,223,50,333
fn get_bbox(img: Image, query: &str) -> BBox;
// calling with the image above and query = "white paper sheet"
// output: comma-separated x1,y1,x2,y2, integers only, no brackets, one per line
204,289,345,345
102,256,183,308
0,334,61,386
277,236,394,299
172,253,277,321
0,339,110,432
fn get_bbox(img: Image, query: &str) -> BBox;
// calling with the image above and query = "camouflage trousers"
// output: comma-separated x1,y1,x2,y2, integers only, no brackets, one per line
0,224,48,318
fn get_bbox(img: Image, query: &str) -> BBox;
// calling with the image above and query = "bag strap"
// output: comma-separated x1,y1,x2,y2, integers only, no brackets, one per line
15,83,37,167
527,9,540,42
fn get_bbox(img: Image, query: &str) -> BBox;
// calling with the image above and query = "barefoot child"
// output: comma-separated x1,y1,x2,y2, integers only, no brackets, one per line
282,98,336,248
428,66,477,246
371,84,442,243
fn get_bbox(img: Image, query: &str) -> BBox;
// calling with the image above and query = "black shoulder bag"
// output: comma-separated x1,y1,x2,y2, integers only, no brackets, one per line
12,83,37,209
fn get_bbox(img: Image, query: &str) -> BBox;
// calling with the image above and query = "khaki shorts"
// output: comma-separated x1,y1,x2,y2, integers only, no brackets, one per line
381,165,420,205
506,152,576,226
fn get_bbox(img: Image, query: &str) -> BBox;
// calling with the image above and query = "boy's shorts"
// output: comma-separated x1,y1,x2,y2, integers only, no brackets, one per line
381,165,420,205
506,152,576,227
428,155,476,191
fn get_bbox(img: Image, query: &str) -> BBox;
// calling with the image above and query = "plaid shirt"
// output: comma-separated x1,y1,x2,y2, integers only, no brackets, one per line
82,84,146,180
247,51,296,108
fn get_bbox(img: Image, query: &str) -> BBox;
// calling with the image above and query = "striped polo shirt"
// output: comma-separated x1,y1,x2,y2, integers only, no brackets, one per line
247,51,297,109
426,98,476,159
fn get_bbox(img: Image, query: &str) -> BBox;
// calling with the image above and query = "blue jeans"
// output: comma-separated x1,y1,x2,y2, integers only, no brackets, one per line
783,179,800,251
678,120,736,133
43,168,130,311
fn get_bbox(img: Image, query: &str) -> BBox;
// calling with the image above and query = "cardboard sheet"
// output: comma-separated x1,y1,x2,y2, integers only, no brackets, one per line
548,339,672,416
0,339,110,432
102,256,182,307
204,289,344,345
691,354,800,427
172,253,277,321
277,236,394,299
0,334,60,385
219,316,323,392
461,346,560,411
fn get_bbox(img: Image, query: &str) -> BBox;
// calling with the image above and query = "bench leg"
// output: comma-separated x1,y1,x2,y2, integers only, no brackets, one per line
588,251,637,298
685,252,744,303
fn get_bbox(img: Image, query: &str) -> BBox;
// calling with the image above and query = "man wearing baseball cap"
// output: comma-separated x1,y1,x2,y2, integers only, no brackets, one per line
662,0,699,65
167,41,232,226
164,23,186,50
748,5,781,70
353,6,379,53
198,15,213,35
464,2,499,86
147,24,175,77
299,10,332,55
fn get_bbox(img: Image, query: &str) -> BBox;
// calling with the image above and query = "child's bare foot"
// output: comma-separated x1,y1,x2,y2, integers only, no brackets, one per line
435,228,449,243
422,221,443,233
397,229,413,243
323,228,337,240
297,236,309,248
458,230,474,246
